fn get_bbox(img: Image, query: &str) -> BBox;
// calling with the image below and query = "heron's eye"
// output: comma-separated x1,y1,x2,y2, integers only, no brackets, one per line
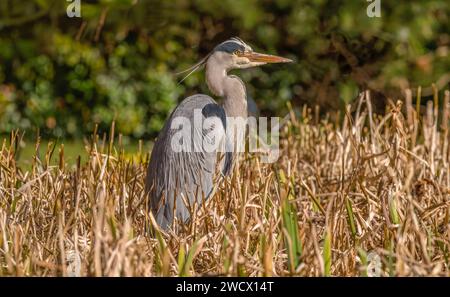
233,50,242,56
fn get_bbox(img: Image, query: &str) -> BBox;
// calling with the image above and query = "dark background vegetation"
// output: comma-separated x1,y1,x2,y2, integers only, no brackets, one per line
0,0,448,140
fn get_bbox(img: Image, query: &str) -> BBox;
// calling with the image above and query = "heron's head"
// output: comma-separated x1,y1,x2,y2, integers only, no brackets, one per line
179,38,292,82
211,37,292,70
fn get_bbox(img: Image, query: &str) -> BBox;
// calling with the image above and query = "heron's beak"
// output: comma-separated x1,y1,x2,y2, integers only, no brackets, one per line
242,52,293,64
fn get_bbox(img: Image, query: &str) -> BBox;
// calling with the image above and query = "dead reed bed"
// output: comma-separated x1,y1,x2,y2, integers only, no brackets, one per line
0,89,449,276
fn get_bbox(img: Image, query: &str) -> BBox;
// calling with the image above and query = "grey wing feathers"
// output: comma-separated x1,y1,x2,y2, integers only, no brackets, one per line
145,94,229,230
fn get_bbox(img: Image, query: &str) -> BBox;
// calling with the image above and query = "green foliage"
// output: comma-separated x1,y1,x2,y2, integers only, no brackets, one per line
323,228,332,276
0,0,448,138
279,169,302,273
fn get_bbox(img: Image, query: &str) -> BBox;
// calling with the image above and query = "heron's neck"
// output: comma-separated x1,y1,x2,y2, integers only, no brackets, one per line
206,62,247,118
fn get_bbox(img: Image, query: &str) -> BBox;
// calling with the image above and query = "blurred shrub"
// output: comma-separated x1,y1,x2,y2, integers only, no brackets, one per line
0,0,448,138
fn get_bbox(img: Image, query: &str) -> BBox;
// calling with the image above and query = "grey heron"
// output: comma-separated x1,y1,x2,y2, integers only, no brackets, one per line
145,38,292,230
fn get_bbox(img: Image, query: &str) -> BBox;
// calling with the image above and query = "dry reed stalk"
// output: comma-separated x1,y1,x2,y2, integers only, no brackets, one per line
0,89,449,276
